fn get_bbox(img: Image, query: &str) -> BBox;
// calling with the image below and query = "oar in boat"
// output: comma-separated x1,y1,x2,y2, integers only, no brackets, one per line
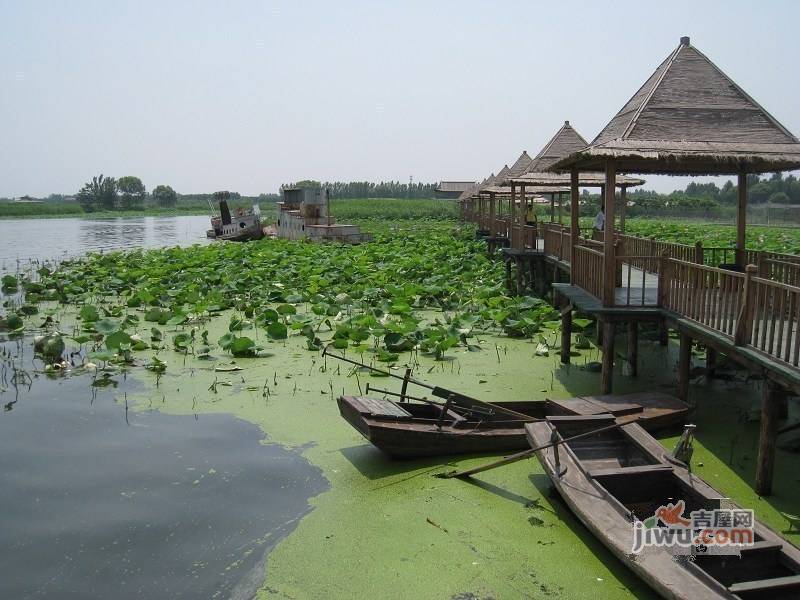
364,383,497,417
323,346,533,421
435,421,623,479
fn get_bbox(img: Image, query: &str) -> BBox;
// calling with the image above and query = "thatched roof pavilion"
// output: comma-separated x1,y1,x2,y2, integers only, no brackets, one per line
507,151,533,177
526,121,590,173
552,38,800,175
495,122,646,225
550,36,800,309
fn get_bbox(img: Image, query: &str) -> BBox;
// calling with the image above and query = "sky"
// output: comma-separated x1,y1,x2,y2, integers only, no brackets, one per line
1,0,799,197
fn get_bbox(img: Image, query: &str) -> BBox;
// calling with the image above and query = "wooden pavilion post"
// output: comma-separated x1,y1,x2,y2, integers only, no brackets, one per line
619,186,627,233
677,332,692,403
736,171,747,267
510,183,516,248
602,160,617,306
558,192,563,224
756,380,783,496
489,192,496,235
550,193,555,223
569,169,579,283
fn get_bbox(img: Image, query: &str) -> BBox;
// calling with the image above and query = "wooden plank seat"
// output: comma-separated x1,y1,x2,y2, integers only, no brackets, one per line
728,573,800,595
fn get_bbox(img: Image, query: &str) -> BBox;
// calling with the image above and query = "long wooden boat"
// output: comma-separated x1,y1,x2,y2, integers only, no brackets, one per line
337,392,688,459
526,416,800,599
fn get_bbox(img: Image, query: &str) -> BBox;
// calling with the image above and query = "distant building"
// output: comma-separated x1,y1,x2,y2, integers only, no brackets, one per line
435,181,476,199
13,195,43,203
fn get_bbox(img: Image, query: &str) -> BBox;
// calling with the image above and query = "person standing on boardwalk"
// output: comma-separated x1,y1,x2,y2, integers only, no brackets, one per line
526,202,537,226
593,203,605,232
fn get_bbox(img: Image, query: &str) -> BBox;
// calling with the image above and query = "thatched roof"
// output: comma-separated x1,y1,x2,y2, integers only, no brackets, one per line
507,151,533,177
507,171,645,188
479,184,569,196
436,181,476,193
552,37,800,175
525,121,589,173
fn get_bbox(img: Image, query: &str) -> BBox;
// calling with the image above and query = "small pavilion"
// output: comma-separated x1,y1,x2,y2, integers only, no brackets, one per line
552,36,800,495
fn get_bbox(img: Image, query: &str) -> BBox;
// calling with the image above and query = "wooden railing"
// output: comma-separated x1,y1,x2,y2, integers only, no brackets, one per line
758,258,800,288
614,256,661,307
543,225,564,259
745,275,800,367
662,259,745,338
573,245,603,300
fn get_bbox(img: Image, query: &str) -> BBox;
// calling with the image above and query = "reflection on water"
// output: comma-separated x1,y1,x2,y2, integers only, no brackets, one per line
0,336,327,599
0,216,211,266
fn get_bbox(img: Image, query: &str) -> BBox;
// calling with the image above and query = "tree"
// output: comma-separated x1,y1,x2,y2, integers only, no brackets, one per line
152,185,178,208
749,182,772,204
768,191,790,205
77,174,117,212
117,176,146,210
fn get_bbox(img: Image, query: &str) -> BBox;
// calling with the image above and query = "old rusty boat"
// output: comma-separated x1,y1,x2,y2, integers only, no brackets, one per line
207,191,264,242
337,392,688,459
526,415,800,599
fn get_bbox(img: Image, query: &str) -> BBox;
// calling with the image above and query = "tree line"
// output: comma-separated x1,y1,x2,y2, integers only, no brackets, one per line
282,180,437,199
576,172,800,213
76,175,179,212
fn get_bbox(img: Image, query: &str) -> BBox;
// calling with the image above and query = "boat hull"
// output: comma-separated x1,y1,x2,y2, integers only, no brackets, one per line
337,392,689,459
527,417,800,599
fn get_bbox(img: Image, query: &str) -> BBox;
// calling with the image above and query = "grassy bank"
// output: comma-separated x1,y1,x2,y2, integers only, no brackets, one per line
0,203,211,219
0,197,456,221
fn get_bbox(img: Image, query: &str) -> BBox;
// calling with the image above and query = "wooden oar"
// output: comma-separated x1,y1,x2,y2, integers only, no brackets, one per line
324,346,534,421
435,421,623,479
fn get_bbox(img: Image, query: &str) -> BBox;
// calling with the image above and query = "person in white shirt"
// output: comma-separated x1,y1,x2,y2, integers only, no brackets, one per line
593,204,605,231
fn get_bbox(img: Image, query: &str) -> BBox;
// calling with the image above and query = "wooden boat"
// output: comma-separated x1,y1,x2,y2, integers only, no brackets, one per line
526,416,800,599
337,392,688,459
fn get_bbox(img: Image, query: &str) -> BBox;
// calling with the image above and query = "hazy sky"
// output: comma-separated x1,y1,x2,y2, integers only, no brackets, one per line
2,0,799,197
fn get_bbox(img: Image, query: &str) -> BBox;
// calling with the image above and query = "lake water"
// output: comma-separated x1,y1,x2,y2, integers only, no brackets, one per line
0,216,328,598
0,215,211,265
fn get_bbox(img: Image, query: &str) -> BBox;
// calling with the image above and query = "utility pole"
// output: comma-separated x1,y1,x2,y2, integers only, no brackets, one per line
408,175,413,199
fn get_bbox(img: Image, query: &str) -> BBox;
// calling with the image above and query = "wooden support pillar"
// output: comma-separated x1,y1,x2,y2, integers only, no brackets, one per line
561,308,572,364
489,192,496,235
659,321,669,346
558,192,563,224
515,258,523,295
504,257,512,290
601,320,616,394
528,259,535,294
677,332,692,404
510,183,517,247
569,169,579,281
706,347,717,377
756,380,783,496
619,186,627,233
626,321,638,377
550,193,555,223
602,161,617,306
736,171,747,267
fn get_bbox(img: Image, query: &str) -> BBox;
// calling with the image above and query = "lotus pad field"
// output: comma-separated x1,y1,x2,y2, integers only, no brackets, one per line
622,219,800,254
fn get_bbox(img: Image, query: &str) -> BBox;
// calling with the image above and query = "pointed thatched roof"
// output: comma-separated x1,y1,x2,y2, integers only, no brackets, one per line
552,37,800,175
525,121,589,173
498,121,645,188
507,151,533,177
437,181,476,193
